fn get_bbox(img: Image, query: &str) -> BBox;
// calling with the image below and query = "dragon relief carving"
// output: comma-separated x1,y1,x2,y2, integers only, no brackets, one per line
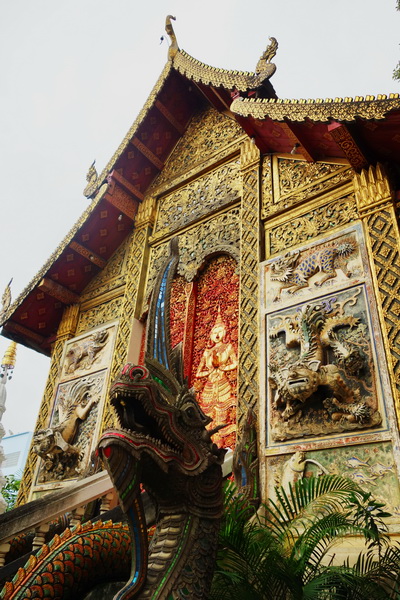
34,375,103,481
269,238,358,302
64,329,109,374
268,288,381,441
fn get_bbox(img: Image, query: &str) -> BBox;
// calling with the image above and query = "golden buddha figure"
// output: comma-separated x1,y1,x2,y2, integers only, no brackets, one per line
195,309,238,448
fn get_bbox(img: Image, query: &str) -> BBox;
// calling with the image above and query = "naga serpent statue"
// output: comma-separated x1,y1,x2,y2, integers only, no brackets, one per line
98,238,226,600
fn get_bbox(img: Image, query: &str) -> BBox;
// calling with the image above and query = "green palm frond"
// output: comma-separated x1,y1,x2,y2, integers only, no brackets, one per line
265,475,367,543
212,475,397,600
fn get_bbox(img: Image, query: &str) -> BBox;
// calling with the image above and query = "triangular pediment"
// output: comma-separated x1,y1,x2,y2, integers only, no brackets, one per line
153,107,243,189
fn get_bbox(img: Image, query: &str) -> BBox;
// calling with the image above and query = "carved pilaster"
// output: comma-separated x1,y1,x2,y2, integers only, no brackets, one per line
354,163,393,217
56,304,80,342
354,164,400,423
100,196,156,432
238,139,261,430
135,195,156,230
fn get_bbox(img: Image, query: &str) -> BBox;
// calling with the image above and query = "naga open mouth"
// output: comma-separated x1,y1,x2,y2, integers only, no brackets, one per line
111,387,184,458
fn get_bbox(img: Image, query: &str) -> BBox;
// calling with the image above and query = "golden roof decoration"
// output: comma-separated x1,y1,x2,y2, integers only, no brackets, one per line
82,20,279,200
83,160,98,198
254,37,278,83
172,40,278,93
0,279,12,319
231,93,400,122
1,341,17,369
165,15,179,60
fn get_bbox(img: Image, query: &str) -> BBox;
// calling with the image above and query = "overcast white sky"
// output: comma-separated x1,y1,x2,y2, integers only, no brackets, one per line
0,0,399,435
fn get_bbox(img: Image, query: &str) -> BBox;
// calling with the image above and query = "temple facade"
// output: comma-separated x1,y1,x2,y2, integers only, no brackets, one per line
2,19,400,538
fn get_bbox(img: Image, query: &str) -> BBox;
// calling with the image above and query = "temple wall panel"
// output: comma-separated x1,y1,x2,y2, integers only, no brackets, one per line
17,335,65,504
18,94,400,531
259,157,400,533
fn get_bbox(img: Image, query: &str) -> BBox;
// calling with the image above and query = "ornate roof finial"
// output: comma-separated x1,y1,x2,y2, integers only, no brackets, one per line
2,341,17,370
165,15,179,60
254,36,278,84
83,160,98,198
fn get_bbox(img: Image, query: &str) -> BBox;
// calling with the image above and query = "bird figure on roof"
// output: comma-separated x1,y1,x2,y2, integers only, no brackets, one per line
83,160,98,198
255,37,278,81
165,15,179,60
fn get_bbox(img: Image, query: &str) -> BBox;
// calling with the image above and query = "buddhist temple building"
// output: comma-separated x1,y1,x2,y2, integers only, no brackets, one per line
1,15,400,596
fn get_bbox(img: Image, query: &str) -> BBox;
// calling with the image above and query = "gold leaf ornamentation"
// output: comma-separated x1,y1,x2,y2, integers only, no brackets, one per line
238,140,261,429
77,298,123,334
80,236,131,302
263,158,352,220
102,226,151,432
231,95,400,122
366,207,400,419
152,107,243,190
153,160,241,239
145,208,241,306
269,195,358,254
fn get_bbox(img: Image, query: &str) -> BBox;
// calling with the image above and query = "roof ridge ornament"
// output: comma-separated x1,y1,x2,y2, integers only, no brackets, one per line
165,15,179,60
254,37,278,85
83,160,98,198
0,279,12,323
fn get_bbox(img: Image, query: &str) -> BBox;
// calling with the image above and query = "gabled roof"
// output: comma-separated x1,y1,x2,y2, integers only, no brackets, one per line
231,93,400,167
1,19,400,355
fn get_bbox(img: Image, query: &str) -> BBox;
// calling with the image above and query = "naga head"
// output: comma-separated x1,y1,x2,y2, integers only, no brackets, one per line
99,238,226,520
100,363,225,478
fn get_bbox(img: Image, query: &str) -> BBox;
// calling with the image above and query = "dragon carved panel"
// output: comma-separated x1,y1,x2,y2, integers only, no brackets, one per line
31,324,117,486
267,287,382,443
61,325,115,378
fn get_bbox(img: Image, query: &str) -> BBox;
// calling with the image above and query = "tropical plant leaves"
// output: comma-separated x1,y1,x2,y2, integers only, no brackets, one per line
210,475,400,600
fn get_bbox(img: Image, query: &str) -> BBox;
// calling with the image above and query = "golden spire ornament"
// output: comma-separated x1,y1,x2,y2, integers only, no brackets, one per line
2,341,17,370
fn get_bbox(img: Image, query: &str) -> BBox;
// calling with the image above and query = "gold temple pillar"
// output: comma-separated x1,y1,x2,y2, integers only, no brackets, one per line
238,139,261,430
100,196,156,432
354,164,400,425
17,304,80,505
